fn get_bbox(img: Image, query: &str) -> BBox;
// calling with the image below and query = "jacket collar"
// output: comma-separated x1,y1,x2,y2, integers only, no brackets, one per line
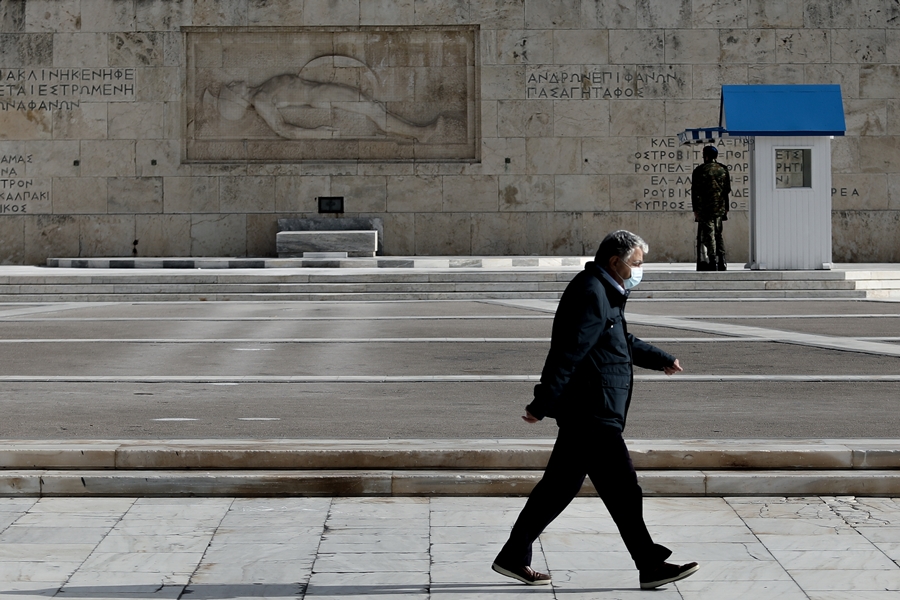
598,266,627,296
587,261,629,304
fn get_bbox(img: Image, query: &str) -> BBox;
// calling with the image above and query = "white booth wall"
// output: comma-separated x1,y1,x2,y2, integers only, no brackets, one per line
749,136,833,271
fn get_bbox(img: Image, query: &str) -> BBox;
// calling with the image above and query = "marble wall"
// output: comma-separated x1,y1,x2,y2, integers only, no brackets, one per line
1,0,898,263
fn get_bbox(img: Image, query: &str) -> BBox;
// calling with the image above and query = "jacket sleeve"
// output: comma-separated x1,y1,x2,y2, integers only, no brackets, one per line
527,286,606,420
690,165,701,212
724,167,732,214
629,335,676,371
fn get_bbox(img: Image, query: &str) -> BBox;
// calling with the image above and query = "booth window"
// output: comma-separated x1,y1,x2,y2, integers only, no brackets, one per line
775,149,812,189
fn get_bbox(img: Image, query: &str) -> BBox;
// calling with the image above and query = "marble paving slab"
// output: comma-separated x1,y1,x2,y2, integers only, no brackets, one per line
0,496,896,598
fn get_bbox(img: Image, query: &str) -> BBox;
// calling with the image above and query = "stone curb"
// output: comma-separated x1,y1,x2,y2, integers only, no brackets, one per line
1,440,899,497
1,439,898,470
3,469,900,498
46,257,592,270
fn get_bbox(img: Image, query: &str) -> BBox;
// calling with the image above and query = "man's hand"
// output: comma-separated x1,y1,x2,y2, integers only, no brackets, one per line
522,410,539,424
663,359,683,376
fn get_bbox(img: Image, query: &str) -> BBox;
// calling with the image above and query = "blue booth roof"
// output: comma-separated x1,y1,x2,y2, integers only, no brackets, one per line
720,84,846,136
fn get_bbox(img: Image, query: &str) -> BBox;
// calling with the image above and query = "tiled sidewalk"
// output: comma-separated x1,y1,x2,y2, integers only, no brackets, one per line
1,496,899,599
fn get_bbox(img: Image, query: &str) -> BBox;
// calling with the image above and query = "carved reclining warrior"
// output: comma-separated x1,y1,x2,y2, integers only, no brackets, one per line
205,57,447,143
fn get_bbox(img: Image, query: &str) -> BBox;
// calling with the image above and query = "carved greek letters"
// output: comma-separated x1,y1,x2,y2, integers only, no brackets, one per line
0,69,135,112
0,154,49,215
632,138,750,211
525,66,682,100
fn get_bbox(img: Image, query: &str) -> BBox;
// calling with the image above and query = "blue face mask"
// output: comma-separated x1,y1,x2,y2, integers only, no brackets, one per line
623,266,643,290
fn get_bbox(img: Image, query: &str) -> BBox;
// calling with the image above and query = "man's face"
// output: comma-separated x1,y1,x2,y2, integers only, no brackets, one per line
609,247,644,285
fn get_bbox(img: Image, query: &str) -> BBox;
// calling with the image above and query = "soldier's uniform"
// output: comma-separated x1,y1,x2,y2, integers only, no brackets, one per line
691,153,731,271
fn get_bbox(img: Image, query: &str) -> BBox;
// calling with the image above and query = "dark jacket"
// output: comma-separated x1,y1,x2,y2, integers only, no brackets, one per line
526,262,675,430
691,160,731,218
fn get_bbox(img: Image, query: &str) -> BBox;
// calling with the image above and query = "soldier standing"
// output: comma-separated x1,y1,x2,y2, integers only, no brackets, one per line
691,145,731,271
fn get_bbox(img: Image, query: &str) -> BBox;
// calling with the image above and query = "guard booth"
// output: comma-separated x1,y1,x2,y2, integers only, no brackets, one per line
679,85,846,270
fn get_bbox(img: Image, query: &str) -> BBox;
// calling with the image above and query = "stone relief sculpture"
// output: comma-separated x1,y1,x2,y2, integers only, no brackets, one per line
203,56,450,143
185,28,478,162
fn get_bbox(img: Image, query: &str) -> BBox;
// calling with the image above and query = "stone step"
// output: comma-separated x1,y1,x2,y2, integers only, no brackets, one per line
844,271,900,280
644,271,849,281
849,280,900,289
863,290,900,300
0,274,863,290
0,282,860,294
24,270,850,284
0,290,869,303
47,256,592,270
0,282,573,294
10,277,559,287
3,439,896,470
1,262,893,301
632,290,868,299
0,277,863,288
635,280,858,291
0,286,868,298
0,292,571,303
3,440,897,497
4,468,900,497
46,257,900,280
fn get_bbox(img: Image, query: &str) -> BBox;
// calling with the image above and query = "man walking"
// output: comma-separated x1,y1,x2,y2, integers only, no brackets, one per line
691,145,731,271
491,230,699,590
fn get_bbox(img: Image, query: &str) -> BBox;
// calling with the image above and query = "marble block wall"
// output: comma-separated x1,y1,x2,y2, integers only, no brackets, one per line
1,0,898,264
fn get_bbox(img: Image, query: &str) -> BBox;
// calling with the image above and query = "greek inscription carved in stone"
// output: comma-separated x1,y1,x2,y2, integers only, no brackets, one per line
525,66,684,100
632,138,749,211
0,69,135,112
0,154,49,215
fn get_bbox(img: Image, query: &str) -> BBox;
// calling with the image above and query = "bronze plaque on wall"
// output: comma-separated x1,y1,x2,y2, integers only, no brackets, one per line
185,26,479,162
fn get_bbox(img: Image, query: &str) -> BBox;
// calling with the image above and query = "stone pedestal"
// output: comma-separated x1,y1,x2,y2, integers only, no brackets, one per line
276,231,377,258
277,217,384,255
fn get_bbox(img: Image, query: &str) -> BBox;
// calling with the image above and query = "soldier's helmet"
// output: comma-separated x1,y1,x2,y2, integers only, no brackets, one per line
702,145,718,159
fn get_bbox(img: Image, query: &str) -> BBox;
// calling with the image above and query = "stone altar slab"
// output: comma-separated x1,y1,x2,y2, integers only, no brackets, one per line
276,230,377,258
185,26,479,163
278,217,384,255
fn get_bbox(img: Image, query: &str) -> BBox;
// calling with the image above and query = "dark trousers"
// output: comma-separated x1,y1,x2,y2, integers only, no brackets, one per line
697,217,725,262
496,426,670,570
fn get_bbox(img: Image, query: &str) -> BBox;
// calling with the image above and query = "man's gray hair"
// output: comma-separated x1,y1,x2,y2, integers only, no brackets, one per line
595,230,649,264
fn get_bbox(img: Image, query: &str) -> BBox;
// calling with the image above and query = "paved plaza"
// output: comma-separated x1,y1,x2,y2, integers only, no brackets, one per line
1,265,900,596
0,294,899,439
1,495,899,599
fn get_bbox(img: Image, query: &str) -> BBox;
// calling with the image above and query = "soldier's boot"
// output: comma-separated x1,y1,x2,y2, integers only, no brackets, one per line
696,261,712,271
716,256,727,271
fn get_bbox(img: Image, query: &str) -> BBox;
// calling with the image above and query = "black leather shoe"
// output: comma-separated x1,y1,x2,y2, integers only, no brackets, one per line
491,561,552,585
639,561,699,589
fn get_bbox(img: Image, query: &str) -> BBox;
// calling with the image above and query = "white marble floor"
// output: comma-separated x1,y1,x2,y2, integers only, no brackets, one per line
1,496,899,599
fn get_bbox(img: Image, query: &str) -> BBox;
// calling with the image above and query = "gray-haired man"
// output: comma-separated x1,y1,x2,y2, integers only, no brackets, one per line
492,230,699,590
